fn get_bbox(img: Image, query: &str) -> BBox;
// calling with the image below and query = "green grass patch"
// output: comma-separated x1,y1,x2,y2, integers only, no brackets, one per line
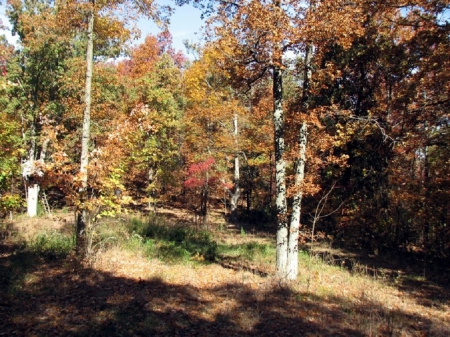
127,216,218,264
217,241,275,263
122,233,156,256
26,230,74,259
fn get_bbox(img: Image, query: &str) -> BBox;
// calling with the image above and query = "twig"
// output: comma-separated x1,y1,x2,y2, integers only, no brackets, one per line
349,115,397,144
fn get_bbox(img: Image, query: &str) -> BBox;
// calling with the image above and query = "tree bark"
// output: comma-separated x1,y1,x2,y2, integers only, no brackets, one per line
230,113,241,222
76,0,95,257
287,121,307,280
273,64,288,277
24,117,38,217
286,41,313,279
27,183,40,217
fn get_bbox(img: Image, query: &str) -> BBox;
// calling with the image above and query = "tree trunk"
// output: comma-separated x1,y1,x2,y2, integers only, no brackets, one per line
27,183,40,217
23,138,50,218
287,121,307,280
230,113,241,222
76,0,95,257
269,151,273,206
286,42,313,280
24,118,38,217
273,64,289,277
200,186,208,226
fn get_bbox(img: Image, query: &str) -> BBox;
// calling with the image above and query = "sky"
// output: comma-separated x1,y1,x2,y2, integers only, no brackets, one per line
137,1,205,54
0,1,205,56
0,3,19,46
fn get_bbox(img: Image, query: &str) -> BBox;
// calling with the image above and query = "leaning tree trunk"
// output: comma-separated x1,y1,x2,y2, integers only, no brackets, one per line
76,0,95,257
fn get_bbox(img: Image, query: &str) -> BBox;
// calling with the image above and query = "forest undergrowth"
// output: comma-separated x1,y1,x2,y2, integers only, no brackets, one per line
1,208,449,336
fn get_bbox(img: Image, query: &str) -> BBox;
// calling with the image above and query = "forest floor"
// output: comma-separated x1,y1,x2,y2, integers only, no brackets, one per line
1,206,450,336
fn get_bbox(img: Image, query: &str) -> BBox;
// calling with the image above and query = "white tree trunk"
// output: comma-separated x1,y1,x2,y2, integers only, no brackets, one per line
287,121,307,280
76,0,95,256
273,65,289,277
286,40,314,280
24,121,38,217
80,2,94,199
27,183,40,217
230,113,241,222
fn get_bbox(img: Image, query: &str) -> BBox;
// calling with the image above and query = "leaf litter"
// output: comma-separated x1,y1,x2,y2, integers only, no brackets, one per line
1,211,449,336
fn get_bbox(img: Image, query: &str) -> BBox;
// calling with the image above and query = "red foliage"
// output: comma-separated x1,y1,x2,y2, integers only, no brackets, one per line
157,31,187,68
184,158,216,189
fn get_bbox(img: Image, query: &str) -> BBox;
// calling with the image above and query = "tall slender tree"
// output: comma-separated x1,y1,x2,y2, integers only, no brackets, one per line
73,0,169,256
195,0,364,279
76,0,95,254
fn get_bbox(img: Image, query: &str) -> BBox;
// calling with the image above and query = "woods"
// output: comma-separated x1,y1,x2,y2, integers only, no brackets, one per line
1,0,450,277
1,1,450,335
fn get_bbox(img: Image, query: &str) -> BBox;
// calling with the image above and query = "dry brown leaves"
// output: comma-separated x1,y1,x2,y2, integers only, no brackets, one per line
1,211,449,336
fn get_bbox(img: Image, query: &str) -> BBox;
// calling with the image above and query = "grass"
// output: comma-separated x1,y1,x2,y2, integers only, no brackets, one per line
1,209,450,336
26,230,74,259
125,215,277,267
218,241,274,261
126,215,218,263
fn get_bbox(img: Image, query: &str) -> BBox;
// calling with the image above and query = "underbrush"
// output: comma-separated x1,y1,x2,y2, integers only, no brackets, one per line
6,211,446,294
26,230,75,259
116,214,280,268
124,215,218,263
217,241,276,274
3,212,277,267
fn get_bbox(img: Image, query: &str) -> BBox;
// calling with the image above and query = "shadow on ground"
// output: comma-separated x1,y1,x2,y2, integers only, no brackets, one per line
301,241,450,313
1,241,447,336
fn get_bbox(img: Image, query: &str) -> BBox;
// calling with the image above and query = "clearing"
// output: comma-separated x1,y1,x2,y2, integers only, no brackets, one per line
0,207,449,336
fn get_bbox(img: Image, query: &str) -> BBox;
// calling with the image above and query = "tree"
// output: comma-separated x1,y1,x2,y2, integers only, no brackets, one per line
115,33,186,210
6,0,77,216
6,0,170,255
183,46,247,223
312,1,450,258
68,0,170,257
0,36,23,217
194,0,363,279
76,0,95,254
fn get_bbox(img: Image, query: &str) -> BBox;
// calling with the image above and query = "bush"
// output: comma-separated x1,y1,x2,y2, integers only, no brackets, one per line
0,193,23,215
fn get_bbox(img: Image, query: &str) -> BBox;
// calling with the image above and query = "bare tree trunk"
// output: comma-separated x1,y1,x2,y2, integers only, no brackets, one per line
26,138,51,218
200,186,208,226
273,64,288,277
27,183,40,217
286,40,314,279
287,121,307,280
229,113,241,222
148,167,157,212
24,119,38,217
76,0,95,257
287,33,315,277
24,134,51,218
